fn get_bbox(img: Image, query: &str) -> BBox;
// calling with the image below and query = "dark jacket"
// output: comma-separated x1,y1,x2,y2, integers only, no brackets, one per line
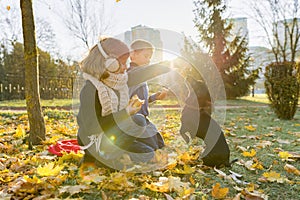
77,80,154,168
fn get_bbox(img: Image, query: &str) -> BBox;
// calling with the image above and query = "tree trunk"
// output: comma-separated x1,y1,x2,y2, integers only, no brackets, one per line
20,0,45,145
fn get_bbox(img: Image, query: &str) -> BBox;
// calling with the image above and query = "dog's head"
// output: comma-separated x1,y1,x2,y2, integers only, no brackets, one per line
186,76,212,113
180,76,212,142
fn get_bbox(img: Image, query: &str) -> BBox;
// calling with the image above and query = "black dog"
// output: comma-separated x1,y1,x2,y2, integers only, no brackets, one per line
180,77,232,167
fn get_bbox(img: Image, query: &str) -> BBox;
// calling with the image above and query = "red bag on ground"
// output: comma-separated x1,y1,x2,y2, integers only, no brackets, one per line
48,139,81,156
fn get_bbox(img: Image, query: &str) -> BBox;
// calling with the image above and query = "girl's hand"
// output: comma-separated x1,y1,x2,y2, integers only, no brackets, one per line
126,95,144,115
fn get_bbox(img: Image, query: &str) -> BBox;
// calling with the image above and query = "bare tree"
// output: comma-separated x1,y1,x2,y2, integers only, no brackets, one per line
0,4,57,54
56,0,113,50
20,0,46,146
36,18,58,53
250,0,300,63
0,6,22,45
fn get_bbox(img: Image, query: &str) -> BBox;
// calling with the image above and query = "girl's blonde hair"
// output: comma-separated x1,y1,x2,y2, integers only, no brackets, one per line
80,37,129,80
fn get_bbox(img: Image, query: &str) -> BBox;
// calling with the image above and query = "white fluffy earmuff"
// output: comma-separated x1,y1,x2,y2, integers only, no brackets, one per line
97,41,120,72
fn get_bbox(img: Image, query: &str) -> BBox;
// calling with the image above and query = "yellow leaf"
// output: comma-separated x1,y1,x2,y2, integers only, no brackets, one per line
13,124,25,139
251,161,264,170
278,151,292,160
111,172,128,185
144,180,169,193
284,164,300,176
246,183,255,192
166,160,177,170
171,165,195,174
179,152,193,162
58,151,83,164
6,5,10,11
189,176,195,185
37,162,64,177
23,175,42,184
116,0,121,2
211,183,229,199
42,135,61,145
244,125,256,132
242,149,256,157
180,187,195,198
262,171,284,183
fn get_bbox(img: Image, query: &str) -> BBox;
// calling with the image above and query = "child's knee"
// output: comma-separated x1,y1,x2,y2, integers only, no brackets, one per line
131,114,147,126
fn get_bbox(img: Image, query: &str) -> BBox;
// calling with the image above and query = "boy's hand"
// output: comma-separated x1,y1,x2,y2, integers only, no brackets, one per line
156,89,168,100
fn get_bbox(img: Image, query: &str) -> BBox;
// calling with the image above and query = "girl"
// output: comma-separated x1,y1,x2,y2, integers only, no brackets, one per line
77,37,155,170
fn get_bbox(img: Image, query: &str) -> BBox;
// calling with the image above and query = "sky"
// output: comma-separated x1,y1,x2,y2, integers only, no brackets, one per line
1,0,267,60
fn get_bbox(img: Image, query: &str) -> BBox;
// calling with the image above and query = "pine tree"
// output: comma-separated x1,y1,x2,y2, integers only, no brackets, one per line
193,0,259,99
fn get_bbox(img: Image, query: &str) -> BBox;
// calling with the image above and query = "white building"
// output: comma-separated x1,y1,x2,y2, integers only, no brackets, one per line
124,25,163,63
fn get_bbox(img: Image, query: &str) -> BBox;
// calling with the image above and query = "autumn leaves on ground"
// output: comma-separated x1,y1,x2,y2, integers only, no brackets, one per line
0,103,299,200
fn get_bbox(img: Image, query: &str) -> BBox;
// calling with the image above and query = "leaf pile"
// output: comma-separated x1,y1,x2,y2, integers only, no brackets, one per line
0,107,299,199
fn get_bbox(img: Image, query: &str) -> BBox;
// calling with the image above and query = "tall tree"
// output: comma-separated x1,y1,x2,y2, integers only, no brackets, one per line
193,0,259,99
20,0,45,145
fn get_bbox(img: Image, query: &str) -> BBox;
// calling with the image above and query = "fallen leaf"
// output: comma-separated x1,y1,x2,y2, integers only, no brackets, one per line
278,151,293,161
6,5,10,11
36,162,64,177
242,149,256,157
164,193,174,200
236,146,248,152
244,125,256,132
171,164,195,174
211,183,229,199
241,189,267,200
214,167,228,179
232,193,241,200
255,140,272,149
13,125,25,139
284,164,300,176
59,185,90,196
276,139,290,144
262,171,284,183
249,158,264,170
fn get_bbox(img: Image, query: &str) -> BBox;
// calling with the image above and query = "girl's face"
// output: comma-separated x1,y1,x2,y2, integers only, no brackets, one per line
115,54,129,74
131,49,153,66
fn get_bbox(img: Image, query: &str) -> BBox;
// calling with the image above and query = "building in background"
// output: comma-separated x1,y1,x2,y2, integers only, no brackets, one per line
229,17,284,94
124,25,163,63
276,18,300,60
228,17,249,43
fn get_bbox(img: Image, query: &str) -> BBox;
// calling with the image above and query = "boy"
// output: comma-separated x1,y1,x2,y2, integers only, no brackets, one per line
128,39,167,150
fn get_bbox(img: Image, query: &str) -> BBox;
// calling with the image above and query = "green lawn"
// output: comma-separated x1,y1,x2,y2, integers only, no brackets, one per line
0,99,77,108
0,95,270,108
0,100,299,199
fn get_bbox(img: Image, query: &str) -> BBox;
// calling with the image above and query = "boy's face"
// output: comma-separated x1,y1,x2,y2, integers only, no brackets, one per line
130,49,153,66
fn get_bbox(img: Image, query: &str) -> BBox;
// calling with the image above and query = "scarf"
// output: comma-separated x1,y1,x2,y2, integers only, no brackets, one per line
83,72,129,116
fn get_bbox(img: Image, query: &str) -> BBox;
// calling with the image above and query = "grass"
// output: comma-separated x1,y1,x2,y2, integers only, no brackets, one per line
0,95,269,108
0,99,77,108
0,100,299,199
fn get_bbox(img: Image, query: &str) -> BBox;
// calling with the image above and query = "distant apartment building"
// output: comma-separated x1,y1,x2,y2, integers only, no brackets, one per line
276,18,300,61
124,25,163,63
227,17,249,42
229,17,272,93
